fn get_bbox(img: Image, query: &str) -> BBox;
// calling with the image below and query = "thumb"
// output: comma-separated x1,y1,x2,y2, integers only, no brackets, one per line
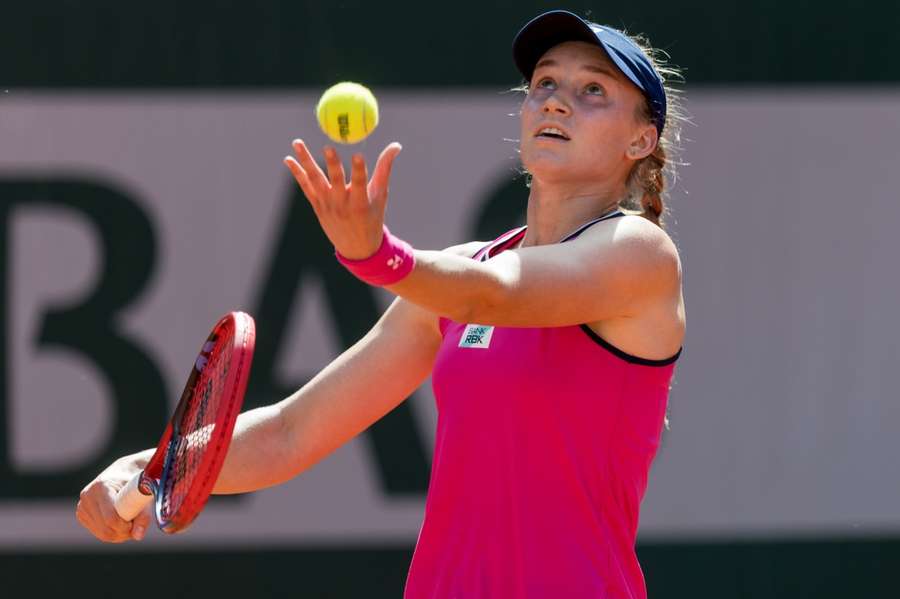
368,142,402,207
130,503,153,541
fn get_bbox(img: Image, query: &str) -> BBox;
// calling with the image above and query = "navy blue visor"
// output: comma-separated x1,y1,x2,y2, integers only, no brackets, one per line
512,10,667,135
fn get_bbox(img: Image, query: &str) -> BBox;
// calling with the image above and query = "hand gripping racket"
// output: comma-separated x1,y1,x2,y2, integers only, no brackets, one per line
114,311,255,533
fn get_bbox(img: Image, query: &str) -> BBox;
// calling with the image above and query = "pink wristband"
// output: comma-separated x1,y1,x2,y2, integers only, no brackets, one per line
335,225,416,286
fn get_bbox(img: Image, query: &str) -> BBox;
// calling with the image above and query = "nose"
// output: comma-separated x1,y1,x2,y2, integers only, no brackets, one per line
541,91,571,116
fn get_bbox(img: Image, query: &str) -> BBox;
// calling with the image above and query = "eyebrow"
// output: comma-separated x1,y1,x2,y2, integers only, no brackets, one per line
533,58,617,79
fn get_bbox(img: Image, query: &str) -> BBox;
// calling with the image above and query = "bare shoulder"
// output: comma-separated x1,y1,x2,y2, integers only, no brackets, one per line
610,214,679,255
582,214,681,276
580,216,684,356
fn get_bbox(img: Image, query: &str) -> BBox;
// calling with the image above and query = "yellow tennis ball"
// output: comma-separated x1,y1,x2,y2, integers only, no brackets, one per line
315,82,379,144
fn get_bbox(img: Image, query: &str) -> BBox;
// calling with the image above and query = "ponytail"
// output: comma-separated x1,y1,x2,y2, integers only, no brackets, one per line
633,143,667,227
620,32,685,230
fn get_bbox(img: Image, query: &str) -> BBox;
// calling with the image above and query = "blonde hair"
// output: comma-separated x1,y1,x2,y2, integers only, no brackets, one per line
619,32,686,230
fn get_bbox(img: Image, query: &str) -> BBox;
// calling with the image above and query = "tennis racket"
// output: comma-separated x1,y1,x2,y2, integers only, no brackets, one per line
114,311,256,533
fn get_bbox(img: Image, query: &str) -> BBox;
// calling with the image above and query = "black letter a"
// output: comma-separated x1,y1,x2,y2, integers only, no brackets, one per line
247,183,429,496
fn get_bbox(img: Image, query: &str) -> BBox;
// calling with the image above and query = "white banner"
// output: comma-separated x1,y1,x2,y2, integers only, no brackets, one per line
0,89,898,548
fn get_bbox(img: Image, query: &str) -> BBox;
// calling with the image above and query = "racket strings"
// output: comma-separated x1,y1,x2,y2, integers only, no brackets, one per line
160,324,235,522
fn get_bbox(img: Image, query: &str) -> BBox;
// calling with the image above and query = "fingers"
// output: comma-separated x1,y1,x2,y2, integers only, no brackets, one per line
130,503,154,541
285,140,401,218
283,156,318,209
349,153,369,207
76,480,136,543
322,146,347,193
368,142,402,209
288,139,330,200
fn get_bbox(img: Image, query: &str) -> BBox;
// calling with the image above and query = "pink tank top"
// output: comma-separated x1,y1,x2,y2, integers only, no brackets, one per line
404,212,681,598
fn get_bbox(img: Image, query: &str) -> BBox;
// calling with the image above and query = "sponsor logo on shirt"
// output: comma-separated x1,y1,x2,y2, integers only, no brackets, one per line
459,324,494,349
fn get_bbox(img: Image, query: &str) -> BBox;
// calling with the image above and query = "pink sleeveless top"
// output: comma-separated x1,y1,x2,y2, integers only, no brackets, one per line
404,212,680,598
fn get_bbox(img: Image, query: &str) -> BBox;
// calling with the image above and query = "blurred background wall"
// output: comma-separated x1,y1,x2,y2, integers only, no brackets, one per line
1,1,898,597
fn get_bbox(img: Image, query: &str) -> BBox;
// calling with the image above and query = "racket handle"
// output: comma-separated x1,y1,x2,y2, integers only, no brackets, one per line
114,471,154,521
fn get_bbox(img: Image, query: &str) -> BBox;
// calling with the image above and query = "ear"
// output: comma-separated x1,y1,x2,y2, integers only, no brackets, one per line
626,123,658,161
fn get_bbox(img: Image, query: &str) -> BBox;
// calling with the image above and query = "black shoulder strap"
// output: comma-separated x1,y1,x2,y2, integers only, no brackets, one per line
559,210,625,243
472,210,623,260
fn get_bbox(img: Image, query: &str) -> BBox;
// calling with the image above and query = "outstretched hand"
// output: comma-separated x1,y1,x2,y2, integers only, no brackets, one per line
283,140,403,260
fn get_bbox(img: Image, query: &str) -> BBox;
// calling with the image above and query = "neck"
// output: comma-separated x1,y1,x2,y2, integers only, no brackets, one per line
520,178,625,248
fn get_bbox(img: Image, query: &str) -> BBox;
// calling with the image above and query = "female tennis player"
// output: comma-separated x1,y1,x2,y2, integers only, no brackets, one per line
77,10,685,598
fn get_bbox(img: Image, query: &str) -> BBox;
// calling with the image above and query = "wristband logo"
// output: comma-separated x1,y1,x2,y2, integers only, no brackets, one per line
387,255,404,270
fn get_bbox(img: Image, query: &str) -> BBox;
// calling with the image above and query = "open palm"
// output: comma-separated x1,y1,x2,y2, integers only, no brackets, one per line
283,139,402,259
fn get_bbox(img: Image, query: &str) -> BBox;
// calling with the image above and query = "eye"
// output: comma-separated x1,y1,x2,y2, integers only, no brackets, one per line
584,83,604,96
532,77,556,91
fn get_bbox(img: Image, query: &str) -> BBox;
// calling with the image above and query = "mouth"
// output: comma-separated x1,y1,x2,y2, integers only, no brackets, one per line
534,125,571,141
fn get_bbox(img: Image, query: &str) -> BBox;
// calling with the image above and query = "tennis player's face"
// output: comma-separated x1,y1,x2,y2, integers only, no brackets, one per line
520,41,655,186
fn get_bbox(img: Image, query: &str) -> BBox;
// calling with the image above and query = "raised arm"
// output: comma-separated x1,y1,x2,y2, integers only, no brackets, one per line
284,140,680,330
389,215,679,326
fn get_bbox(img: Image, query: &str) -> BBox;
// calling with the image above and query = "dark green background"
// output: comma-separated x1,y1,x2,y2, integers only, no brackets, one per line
4,537,896,598
3,1,897,597
2,0,899,88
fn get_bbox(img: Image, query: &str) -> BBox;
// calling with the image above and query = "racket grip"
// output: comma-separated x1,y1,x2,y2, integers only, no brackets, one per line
114,471,154,521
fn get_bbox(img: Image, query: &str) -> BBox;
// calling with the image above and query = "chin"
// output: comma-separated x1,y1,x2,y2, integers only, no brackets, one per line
523,155,590,184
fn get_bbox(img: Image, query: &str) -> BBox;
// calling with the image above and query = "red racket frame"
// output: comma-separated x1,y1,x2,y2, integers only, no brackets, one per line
139,311,255,533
